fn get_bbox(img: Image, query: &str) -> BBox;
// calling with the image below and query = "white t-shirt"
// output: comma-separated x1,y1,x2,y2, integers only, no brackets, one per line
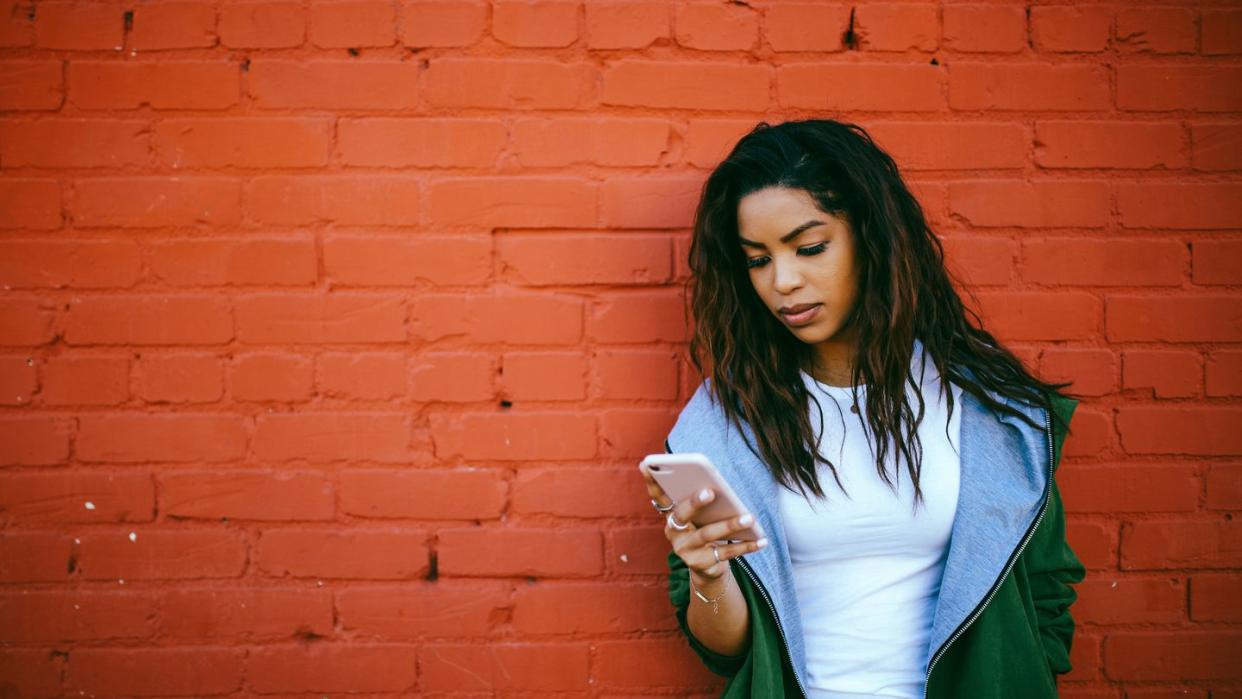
778,344,963,699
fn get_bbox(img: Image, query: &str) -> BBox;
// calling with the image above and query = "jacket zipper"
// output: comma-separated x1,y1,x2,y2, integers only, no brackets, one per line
921,400,1056,699
734,555,810,699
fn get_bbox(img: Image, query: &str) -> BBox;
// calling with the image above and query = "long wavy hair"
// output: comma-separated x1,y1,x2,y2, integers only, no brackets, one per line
687,119,1074,506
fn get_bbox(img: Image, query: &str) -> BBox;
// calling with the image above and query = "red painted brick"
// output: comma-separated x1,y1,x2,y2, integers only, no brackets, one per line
763,3,849,52
1203,8,1242,55
407,293,581,345
0,118,149,167
409,352,494,401
219,0,304,48
1193,239,1242,285
337,118,506,167
0,471,154,524
585,0,668,49
136,353,223,404
0,355,36,405
950,63,1109,111
974,292,1101,341
424,58,592,109
493,0,578,48
1038,348,1117,397
1190,574,1242,622
1061,408,1111,457
1117,65,1242,112
77,414,246,463
600,407,678,458
1122,349,1201,398
1122,519,1242,570
1060,465,1199,513
400,0,486,47
337,582,509,637
1029,6,1111,53
438,527,602,577
511,117,671,167
499,234,670,286
229,352,313,402
0,532,74,582
431,412,596,460
309,0,395,48
595,348,679,400
428,177,596,228
1022,238,1184,286
1207,350,1242,397
161,588,333,639
152,237,316,287
604,60,768,110
941,236,1015,286
131,1,217,50
73,178,241,228
0,648,60,697
854,3,937,51
77,529,247,580
0,178,61,229
247,644,419,693
248,60,418,109
316,352,406,400
511,467,652,518
1035,121,1185,169
0,60,62,110
512,582,675,634
1116,7,1196,54
1074,576,1185,625
1104,631,1242,680
0,298,56,345
419,643,589,691
866,121,1026,171
339,469,507,519
675,2,757,51
600,175,702,229
778,64,940,111
235,294,405,344
258,529,428,579
0,0,34,47
153,118,331,168
323,235,491,286
41,355,130,405
594,638,720,688
245,175,420,226
160,471,334,521
950,180,1109,228
1107,295,1242,343
590,290,687,343
64,295,232,345
35,1,123,50
500,351,588,400
1205,464,1242,511
0,240,141,289
253,413,410,463
1119,407,1242,456
1068,521,1115,569
70,61,240,110
1191,122,1242,171
943,4,1025,53
0,590,157,642
67,648,243,696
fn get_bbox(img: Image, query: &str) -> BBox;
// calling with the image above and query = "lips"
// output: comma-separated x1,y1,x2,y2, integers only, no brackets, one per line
779,303,820,315
778,303,822,327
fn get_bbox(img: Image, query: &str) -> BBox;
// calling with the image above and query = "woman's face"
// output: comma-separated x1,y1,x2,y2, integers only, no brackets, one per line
736,186,861,348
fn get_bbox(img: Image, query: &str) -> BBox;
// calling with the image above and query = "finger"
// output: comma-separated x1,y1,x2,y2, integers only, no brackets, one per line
672,487,714,527
691,512,756,547
642,472,673,509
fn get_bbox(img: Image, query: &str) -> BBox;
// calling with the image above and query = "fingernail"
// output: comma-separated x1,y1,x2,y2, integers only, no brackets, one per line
698,488,712,501
738,513,753,526
757,538,769,548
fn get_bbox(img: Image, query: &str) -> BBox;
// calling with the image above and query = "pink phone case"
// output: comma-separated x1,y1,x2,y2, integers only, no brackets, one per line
640,452,766,543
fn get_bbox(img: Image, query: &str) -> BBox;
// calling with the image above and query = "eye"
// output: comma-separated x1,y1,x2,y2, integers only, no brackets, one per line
797,242,827,256
745,256,769,269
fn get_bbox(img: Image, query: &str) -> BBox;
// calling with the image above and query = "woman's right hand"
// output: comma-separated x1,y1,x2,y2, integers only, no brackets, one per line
641,468,768,580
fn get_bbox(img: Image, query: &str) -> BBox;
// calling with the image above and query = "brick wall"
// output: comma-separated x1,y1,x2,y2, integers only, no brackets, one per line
0,1,1239,696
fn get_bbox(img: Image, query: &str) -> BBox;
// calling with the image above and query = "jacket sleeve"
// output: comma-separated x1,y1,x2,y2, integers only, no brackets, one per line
1024,394,1086,676
667,550,749,677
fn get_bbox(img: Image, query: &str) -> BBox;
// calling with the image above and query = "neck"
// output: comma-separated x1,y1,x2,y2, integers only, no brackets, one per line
810,328,860,388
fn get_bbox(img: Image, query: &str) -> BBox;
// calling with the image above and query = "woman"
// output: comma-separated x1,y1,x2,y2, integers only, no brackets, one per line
642,119,1085,698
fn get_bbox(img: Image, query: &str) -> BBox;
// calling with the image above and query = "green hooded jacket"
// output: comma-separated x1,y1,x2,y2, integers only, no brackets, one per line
665,391,1085,698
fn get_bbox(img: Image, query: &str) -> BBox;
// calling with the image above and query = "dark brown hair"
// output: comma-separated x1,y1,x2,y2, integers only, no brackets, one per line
686,119,1074,506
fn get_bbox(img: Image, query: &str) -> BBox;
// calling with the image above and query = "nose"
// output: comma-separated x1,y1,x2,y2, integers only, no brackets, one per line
772,255,803,294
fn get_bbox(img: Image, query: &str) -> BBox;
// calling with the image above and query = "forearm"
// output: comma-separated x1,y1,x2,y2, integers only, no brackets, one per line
685,566,751,657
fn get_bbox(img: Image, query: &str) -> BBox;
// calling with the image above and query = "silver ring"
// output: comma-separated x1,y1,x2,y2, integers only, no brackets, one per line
712,544,721,563
666,511,690,531
651,498,675,514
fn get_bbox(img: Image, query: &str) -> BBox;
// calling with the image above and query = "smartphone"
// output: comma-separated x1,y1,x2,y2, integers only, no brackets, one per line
639,452,766,543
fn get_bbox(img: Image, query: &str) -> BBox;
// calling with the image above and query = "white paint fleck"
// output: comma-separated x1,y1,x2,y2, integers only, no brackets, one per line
73,538,80,545
619,554,629,563
118,579,125,585
128,532,137,543
84,501,96,510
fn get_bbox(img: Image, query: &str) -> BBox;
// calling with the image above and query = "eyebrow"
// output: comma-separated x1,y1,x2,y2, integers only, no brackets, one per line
738,220,826,248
